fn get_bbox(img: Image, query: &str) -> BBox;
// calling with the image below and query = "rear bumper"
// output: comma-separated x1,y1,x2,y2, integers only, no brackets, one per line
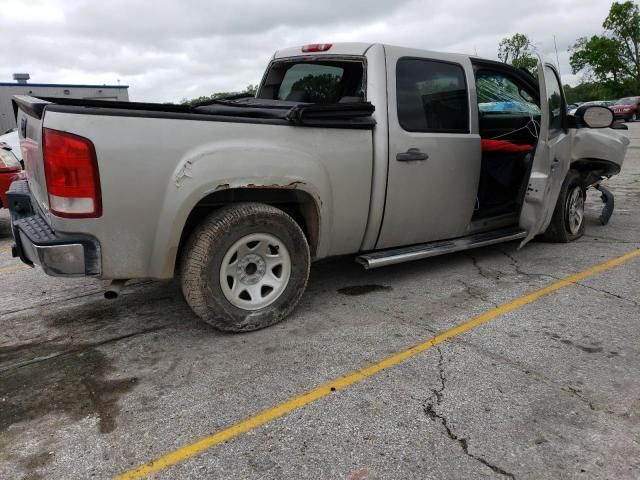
8,180,101,276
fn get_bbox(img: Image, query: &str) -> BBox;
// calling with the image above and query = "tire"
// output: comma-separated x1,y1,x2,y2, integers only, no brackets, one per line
180,203,310,332
633,112,638,122
541,170,586,243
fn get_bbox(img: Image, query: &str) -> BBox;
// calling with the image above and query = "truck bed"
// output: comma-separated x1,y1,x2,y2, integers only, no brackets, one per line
13,94,375,279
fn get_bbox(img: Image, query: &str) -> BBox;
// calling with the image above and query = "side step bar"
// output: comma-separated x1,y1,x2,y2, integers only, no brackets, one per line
356,227,526,269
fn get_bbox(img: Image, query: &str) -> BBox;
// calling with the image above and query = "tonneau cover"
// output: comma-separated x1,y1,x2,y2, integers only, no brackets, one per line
13,95,376,129
194,98,376,127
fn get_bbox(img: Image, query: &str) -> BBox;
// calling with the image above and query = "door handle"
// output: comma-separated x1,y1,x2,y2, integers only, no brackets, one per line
396,148,428,162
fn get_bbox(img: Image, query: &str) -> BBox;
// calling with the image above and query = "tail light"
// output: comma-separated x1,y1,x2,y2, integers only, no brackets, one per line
43,128,102,218
301,43,332,52
0,148,21,172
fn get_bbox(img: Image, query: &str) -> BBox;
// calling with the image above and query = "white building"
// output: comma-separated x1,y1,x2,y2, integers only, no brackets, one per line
1,74,129,133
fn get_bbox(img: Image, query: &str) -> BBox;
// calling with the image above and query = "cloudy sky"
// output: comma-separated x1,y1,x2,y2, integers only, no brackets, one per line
1,0,613,103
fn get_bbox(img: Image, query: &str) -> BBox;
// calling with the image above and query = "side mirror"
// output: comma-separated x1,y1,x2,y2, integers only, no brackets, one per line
576,105,614,128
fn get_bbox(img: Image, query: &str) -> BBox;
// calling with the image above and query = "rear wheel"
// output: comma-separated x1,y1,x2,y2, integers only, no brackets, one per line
180,203,310,332
541,170,586,242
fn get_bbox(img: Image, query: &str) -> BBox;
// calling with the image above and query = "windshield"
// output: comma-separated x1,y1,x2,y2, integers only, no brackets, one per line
615,97,637,105
257,59,365,103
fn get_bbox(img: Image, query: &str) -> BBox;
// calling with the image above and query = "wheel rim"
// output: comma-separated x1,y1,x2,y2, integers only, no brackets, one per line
219,233,291,311
566,186,585,235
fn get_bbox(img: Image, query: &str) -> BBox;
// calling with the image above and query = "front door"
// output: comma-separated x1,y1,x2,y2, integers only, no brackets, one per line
376,48,481,249
519,61,571,245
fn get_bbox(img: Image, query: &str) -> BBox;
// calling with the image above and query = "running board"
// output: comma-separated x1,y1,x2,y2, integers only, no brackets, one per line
356,228,526,269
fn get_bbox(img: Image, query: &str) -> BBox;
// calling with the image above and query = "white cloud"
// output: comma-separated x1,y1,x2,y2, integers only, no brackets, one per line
0,0,614,102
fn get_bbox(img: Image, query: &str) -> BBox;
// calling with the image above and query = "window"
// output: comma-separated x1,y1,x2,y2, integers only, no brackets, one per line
278,64,344,102
476,72,540,115
396,58,469,133
257,60,365,104
544,65,564,133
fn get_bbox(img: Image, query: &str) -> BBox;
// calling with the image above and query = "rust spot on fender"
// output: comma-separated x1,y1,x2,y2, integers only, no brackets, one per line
228,181,307,190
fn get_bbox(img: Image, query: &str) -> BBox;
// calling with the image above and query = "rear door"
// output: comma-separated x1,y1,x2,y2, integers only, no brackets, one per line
519,61,571,245
376,48,480,249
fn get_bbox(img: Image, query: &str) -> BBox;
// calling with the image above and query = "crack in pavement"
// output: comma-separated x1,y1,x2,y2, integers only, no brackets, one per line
565,386,598,412
491,247,545,279
450,337,621,416
572,281,640,309
422,346,516,479
0,280,156,317
537,270,639,309
492,247,640,308
457,279,500,309
465,252,502,282
0,325,170,374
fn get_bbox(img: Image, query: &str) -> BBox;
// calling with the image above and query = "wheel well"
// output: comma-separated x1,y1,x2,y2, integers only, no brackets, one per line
571,158,620,186
177,187,320,267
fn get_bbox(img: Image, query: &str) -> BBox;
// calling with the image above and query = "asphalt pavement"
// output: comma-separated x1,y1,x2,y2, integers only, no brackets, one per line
0,124,639,480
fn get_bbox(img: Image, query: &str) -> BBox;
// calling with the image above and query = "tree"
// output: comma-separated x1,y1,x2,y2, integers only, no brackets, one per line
563,82,617,103
498,33,538,73
289,74,342,103
569,1,640,94
180,84,257,106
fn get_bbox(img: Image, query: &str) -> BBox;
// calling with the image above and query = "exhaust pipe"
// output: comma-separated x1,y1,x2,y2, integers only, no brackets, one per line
104,279,127,300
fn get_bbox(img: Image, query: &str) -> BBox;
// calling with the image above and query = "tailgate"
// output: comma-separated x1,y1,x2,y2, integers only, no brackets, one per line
12,95,51,214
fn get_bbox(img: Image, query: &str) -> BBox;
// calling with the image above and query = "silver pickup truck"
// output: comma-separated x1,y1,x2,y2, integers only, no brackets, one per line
8,42,629,331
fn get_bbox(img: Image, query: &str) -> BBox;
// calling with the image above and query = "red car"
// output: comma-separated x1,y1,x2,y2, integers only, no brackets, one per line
611,96,640,122
0,145,21,208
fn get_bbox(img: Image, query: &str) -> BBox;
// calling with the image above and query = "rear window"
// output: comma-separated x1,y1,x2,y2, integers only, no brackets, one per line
615,97,638,105
396,58,469,133
257,59,364,104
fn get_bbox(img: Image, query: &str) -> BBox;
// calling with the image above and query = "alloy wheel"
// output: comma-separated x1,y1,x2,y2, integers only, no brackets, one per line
566,186,585,235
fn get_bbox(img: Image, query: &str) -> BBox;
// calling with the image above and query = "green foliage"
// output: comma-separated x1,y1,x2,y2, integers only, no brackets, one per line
563,79,639,103
569,35,624,81
498,33,537,74
569,1,640,96
289,74,342,103
564,83,610,103
180,84,257,106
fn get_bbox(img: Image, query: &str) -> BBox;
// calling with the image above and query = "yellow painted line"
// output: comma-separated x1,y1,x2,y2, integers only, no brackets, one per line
0,263,31,274
115,247,640,480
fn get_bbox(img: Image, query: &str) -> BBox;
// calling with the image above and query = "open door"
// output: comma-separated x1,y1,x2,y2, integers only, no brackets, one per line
519,59,570,246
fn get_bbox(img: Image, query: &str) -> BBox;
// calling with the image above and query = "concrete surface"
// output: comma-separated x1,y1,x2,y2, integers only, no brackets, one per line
0,124,639,480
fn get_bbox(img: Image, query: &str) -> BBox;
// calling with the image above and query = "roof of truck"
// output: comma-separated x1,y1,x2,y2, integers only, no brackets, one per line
273,42,477,63
274,42,375,58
